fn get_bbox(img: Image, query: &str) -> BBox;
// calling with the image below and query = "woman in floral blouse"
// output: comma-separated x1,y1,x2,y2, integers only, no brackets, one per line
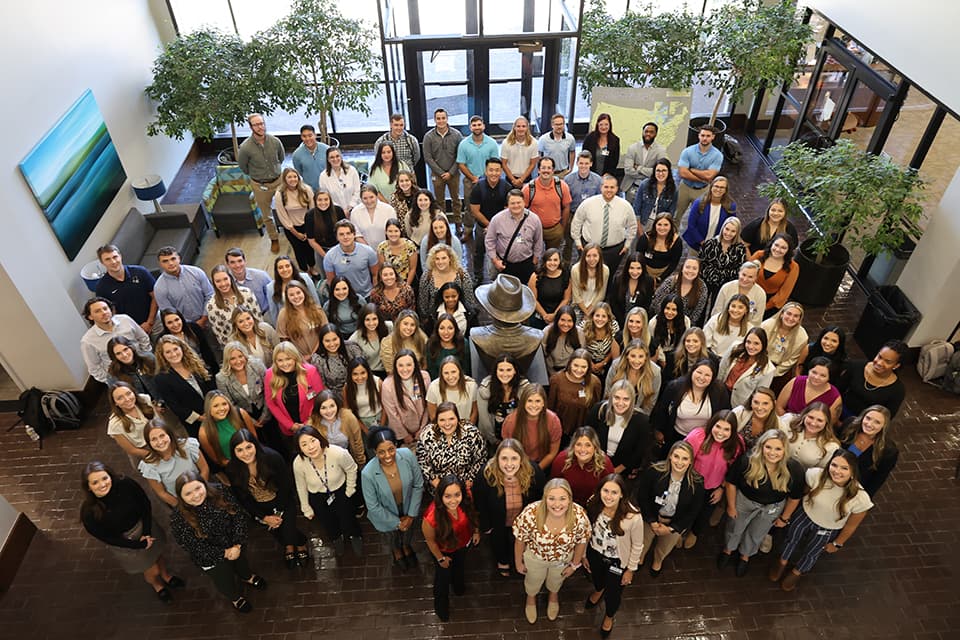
369,264,416,324
377,218,419,288
416,402,486,491
513,478,590,624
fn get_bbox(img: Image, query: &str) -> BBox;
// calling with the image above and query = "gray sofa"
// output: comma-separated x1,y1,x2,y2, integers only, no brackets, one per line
110,208,199,275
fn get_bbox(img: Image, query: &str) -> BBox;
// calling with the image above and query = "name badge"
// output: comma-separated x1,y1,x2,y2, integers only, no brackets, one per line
578,389,587,399
644,251,654,260
767,506,781,515
326,494,336,506
654,495,667,506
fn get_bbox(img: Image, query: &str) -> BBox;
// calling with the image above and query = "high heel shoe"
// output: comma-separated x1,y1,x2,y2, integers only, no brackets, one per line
246,574,268,589
600,617,614,638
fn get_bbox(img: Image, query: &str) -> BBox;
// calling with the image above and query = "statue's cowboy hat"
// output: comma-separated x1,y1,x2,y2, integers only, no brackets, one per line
475,274,536,323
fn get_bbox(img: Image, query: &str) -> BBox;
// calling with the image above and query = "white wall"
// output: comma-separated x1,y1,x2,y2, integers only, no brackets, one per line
0,0,192,389
806,1,960,344
808,1,960,114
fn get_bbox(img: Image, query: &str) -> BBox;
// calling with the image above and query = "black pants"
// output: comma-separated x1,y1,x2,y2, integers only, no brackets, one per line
600,242,625,277
488,524,515,567
690,485,720,536
433,546,467,619
284,222,316,272
257,496,308,547
586,546,626,617
203,550,253,601
503,257,536,284
307,486,361,541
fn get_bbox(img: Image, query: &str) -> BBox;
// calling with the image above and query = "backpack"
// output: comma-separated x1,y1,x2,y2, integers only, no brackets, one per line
16,387,54,439
526,176,564,206
41,390,83,430
939,348,960,395
917,340,954,383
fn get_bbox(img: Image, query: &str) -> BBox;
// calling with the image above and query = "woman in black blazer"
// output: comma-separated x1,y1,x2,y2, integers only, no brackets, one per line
159,308,218,372
652,359,730,455
586,380,653,480
473,438,545,577
634,441,704,576
225,429,308,569
154,335,217,438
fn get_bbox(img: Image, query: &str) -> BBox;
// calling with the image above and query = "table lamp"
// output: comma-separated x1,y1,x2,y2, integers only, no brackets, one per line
132,175,166,214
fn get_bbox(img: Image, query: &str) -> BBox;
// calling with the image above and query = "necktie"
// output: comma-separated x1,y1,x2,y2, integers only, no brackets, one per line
600,202,610,247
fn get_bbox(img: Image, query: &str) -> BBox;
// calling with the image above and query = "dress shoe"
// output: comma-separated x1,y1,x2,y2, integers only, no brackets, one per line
525,603,537,624
769,561,788,582
547,600,560,620
683,532,698,549
285,551,298,569
246,574,267,589
270,238,280,253
649,565,663,578
155,587,172,603
781,570,802,591
165,575,186,589
600,617,614,638
716,551,734,569
233,596,252,613
584,593,601,609
735,556,750,577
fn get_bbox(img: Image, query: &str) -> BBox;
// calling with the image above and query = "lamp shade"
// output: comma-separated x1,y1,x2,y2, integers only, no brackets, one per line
132,175,166,202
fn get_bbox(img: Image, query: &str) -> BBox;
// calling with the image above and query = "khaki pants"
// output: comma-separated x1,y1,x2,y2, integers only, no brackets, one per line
639,519,683,566
522,548,571,596
250,176,281,240
432,173,462,222
542,222,566,262
675,182,707,230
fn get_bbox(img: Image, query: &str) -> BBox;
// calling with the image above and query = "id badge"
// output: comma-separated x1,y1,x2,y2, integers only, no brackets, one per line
817,529,831,536
767,505,780,515
654,495,666,506
326,494,336,506
578,389,587,398
259,184,269,191
608,565,623,576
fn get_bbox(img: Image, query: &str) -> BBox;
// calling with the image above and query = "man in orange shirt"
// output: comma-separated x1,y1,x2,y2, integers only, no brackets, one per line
522,157,573,264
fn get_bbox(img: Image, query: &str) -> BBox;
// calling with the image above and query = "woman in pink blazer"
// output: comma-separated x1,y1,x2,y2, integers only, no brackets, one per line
380,349,431,445
264,341,326,457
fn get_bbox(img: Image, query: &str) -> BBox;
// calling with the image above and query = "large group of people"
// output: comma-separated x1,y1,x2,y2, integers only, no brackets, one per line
78,110,909,633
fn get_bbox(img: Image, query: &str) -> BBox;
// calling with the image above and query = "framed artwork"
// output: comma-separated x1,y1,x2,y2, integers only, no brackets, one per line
19,89,126,260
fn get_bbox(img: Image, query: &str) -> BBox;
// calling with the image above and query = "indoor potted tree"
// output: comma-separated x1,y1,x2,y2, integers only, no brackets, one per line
757,138,926,306
262,0,382,145
145,28,286,163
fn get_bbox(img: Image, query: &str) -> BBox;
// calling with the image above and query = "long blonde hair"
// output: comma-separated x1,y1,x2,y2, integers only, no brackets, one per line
482,438,535,496
621,306,650,348
786,402,839,457
582,302,615,344
278,167,312,208
281,280,327,343
650,441,702,492
560,426,607,477
743,429,792,493
505,116,534,146
608,340,656,409
268,341,308,399
390,309,427,367
154,335,209,379
534,478,578,531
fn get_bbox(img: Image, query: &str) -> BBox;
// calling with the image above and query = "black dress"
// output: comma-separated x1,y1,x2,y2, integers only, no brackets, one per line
839,360,905,418
535,272,569,320
305,205,346,252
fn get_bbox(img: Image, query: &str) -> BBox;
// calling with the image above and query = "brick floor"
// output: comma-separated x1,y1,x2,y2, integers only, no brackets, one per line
1,135,958,639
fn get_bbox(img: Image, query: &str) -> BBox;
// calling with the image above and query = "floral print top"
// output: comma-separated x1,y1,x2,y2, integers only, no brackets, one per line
512,500,590,563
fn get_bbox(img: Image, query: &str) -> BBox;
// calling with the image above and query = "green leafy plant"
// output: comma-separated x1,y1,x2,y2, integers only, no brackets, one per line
701,0,813,126
578,0,812,127
758,139,926,263
578,1,702,100
264,0,382,144
145,28,279,160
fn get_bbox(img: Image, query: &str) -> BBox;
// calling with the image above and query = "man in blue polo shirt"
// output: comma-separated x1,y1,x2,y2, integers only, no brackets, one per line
538,113,577,178
323,220,380,298
676,125,724,224
456,115,500,241
291,124,329,192
95,244,157,335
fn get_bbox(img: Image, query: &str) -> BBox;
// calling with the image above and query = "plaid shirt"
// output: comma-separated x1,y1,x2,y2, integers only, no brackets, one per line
376,131,421,169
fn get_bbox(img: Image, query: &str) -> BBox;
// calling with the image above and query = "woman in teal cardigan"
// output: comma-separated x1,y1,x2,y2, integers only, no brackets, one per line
361,426,425,570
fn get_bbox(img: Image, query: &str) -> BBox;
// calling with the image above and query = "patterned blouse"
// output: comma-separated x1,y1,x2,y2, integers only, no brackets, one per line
512,501,591,563
418,270,477,322
650,275,710,327
170,489,248,568
370,283,417,322
416,420,487,486
206,287,262,347
377,238,419,284
582,319,621,365
699,238,748,293
311,341,364,396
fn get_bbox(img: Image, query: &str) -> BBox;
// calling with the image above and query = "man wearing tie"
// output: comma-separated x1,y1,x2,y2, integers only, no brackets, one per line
570,174,637,274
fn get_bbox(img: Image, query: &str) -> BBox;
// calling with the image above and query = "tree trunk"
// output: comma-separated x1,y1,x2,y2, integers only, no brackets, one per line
708,91,723,127
231,122,240,161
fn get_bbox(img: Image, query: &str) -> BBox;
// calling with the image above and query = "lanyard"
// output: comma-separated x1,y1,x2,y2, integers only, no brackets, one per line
308,453,330,492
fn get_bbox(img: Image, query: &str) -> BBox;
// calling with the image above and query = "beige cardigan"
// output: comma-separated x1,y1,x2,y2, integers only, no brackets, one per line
312,408,367,467
605,510,646,571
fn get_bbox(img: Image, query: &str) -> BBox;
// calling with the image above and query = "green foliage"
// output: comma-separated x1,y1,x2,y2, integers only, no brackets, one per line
578,2,703,100
145,29,273,156
265,0,382,143
578,0,812,126
758,139,926,263
703,0,813,124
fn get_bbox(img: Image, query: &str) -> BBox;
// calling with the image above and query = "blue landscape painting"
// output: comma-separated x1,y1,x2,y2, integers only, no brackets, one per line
19,89,126,260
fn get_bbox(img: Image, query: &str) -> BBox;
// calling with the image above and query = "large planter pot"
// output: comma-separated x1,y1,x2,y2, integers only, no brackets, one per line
686,117,727,148
217,148,238,166
853,285,921,357
790,238,849,306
